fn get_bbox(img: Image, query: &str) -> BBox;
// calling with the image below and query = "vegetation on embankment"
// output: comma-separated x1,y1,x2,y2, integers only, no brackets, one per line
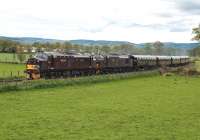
0,70,158,93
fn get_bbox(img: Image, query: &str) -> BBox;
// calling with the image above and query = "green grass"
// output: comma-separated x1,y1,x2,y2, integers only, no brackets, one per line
0,63,26,78
0,53,30,63
0,71,158,92
195,60,200,72
0,75,199,140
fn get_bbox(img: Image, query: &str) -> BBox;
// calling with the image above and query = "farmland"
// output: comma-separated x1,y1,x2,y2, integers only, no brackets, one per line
195,60,200,72
0,53,30,63
0,63,25,78
0,75,199,140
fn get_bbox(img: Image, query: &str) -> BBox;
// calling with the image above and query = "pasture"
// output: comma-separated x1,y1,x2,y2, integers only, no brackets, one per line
195,60,200,72
0,75,199,140
0,63,26,78
0,53,30,63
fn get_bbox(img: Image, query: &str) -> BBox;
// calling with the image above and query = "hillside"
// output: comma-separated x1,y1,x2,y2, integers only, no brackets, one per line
0,36,199,49
136,42,199,49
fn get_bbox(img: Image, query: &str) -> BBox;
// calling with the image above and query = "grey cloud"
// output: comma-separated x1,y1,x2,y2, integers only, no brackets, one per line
127,20,190,32
166,0,200,14
177,0,200,14
167,19,191,32
127,23,166,30
169,27,189,32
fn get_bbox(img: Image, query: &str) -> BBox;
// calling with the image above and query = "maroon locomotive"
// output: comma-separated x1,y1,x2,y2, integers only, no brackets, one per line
25,52,190,79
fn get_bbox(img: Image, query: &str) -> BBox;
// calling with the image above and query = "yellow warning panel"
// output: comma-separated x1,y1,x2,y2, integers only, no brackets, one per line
27,65,38,70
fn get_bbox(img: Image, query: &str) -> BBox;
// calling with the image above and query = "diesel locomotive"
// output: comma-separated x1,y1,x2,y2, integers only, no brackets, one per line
25,52,190,79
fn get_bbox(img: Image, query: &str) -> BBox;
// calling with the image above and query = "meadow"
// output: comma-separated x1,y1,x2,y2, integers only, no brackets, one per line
0,75,199,140
195,60,200,72
0,63,26,78
0,53,30,63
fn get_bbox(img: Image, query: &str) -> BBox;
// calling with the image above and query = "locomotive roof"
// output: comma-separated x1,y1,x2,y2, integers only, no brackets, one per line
132,55,189,60
34,52,91,59
34,52,189,61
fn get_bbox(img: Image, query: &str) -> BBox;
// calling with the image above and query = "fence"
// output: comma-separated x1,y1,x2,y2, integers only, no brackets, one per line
0,70,159,93
0,71,26,78
0,71,26,79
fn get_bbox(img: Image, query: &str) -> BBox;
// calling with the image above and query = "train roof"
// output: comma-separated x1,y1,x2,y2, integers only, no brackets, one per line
132,55,157,60
132,55,189,60
107,54,130,59
34,52,91,60
34,52,189,61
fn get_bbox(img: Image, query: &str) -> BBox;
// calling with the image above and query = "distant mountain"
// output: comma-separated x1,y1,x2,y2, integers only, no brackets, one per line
164,42,199,49
0,36,131,46
69,39,132,46
0,36,64,44
136,42,199,49
0,36,199,49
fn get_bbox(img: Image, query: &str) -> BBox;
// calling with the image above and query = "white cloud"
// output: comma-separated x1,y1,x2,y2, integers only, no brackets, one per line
0,0,199,43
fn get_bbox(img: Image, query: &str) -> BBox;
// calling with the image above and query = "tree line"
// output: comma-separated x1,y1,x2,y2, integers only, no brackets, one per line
1,24,200,56
0,39,189,56
190,24,200,57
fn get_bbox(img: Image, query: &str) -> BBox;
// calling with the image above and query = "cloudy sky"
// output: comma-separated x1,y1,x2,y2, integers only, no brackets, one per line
0,0,199,43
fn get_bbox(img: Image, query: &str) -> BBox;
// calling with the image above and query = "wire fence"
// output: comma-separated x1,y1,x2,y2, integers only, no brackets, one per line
0,70,159,93
0,71,26,78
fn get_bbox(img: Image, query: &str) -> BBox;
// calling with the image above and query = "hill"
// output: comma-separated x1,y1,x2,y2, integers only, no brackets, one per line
69,39,132,46
0,36,199,49
136,42,199,49
0,36,64,44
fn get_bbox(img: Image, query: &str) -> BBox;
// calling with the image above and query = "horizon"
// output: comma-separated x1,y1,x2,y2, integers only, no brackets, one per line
0,0,200,43
0,35,199,44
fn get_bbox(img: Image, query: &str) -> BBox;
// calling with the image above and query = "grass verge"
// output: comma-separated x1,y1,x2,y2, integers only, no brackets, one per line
0,70,159,93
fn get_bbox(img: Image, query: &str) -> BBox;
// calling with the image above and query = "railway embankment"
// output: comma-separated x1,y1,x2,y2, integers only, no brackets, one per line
0,70,159,93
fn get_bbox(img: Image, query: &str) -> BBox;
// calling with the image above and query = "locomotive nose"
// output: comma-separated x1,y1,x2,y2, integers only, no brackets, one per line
26,64,40,70
25,58,41,80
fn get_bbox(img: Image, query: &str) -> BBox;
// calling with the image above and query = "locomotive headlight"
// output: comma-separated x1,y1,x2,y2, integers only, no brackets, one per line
27,64,40,70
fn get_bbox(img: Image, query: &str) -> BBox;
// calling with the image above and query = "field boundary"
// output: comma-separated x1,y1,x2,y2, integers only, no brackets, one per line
0,70,159,93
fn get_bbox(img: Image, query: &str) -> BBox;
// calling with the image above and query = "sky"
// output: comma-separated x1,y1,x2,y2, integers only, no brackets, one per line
0,0,199,43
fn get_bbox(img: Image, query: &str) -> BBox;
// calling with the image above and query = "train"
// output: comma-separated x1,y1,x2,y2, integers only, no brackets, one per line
25,52,190,79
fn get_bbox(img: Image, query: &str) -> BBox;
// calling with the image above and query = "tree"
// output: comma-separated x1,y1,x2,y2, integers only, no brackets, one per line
192,24,200,41
144,43,153,55
153,41,164,55
190,25,200,57
17,53,26,63
99,45,111,54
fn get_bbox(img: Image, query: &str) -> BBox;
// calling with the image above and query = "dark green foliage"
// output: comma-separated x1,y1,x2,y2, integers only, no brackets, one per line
192,24,200,41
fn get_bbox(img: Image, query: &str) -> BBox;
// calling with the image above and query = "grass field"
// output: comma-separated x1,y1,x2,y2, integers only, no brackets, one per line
195,60,200,72
0,53,30,63
0,63,26,78
0,75,199,140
